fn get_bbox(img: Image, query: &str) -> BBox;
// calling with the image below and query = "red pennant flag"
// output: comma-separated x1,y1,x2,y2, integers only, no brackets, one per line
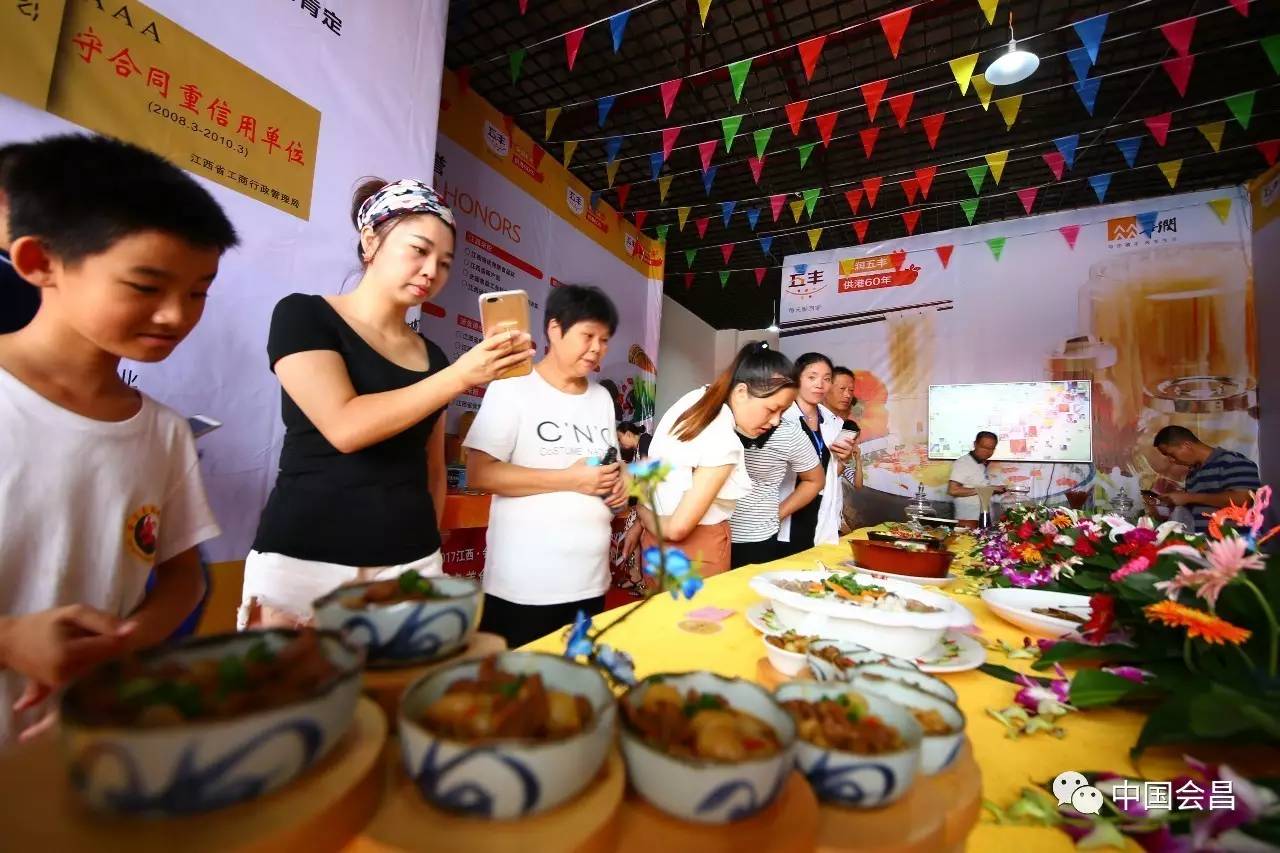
1159,17,1196,56
456,66,472,94
565,27,586,70
902,210,921,234
531,147,545,169
519,0,529,12
1162,55,1194,97
616,183,631,210
1259,140,1280,167
633,210,649,230
785,100,809,136
860,79,889,122
843,188,864,214
684,272,695,290
900,177,919,204
662,126,683,161
915,165,936,198
815,112,839,148
1145,112,1173,146
698,139,718,173
936,245,954,268
862,176,883,208
502,114,515,137
852,220,870,243
888,92,915,129
797,35,827,82
754,267,766,286
695,216,709,238
748,156,765,184
1059,225,1081,249
1016,187,1039,214
1043,150,1066,180
878,6,913,59
1228,0,1248,15
859,127,880,159
721,243,735,264
770,193,786,221
921,112,945,149
660,78,683,118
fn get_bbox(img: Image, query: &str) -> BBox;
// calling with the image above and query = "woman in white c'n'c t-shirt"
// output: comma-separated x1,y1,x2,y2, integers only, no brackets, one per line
639,342,799,577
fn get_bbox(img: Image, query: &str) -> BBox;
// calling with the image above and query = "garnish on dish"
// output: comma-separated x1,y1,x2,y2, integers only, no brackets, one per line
420,656,593,742
341,569,448,609
1032,606,1087,624
773,575,942,614
623,684,782,761
781,692,906,754
765,630,821,654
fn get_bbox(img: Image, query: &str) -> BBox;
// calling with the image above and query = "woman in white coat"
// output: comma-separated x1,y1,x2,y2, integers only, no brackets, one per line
777,353,855,554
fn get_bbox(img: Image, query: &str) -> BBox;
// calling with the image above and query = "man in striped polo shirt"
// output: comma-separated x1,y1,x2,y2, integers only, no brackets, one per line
1153,425,1261,533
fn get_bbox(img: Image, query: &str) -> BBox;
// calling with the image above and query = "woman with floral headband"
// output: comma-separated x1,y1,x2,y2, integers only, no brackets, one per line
239,178,534,627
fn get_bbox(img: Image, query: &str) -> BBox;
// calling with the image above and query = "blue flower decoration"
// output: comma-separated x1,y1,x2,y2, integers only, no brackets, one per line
627,458,663,479
564,610,594,658
594,644,636,685
680,575,704,600
641,546,663,577
663,547,692,579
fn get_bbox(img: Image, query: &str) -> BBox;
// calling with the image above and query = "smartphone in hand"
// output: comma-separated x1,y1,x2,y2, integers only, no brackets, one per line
479,290,533,380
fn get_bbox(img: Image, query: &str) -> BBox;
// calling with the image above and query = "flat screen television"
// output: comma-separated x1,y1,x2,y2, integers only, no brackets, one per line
927,381,1092,463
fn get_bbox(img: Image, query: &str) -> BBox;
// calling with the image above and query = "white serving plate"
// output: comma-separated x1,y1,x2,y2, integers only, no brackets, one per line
838,560,955,587
980,588,1091,638
745,602,786,636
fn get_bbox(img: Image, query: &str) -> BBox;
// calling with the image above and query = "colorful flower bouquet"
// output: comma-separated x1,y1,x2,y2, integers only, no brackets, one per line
974,488,1280,755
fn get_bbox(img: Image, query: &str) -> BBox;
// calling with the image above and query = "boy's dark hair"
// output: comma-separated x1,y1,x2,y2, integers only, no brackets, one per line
6,134,237,264
0,142,28,185
795,352,834,375
545,283,618,336
832,366,855,380
1154,425,1199,448
975,430,999,445
617,421,646,436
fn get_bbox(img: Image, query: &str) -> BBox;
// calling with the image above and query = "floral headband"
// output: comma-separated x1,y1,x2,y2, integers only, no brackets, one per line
356,179,455,232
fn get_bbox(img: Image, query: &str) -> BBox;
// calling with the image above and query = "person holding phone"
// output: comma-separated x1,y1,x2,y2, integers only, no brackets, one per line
240,178,533,628
826,366,865,533
465,285,626,648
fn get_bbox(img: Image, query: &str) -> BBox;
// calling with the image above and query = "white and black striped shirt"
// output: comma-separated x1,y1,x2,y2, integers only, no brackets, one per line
730,420,820,543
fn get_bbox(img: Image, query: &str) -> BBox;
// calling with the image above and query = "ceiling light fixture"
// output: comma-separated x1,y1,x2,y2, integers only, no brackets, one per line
985,12,1040,86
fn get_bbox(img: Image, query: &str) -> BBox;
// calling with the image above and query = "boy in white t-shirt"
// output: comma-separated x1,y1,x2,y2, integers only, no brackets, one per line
0,135,236,743
465,285,627,648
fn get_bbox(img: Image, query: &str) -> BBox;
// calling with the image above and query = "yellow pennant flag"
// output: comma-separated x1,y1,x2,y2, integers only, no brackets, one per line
972,74,994,110
950,53,979,96
977,0,999,24
995,94,1022,130
658,174,675,203
1198,121,1226,153
698,0,712,25
790,199,806,223
677,206,692,231
1207,198,1232,223
985,150,1010,184
807,227,823,251
1158,159,1183,189
606,160,620,188
545,107,561,140
563,140,578,167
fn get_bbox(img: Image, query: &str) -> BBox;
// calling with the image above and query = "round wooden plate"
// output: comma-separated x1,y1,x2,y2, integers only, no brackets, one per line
0,697,386,853
361,631,506,725
348,748,625,853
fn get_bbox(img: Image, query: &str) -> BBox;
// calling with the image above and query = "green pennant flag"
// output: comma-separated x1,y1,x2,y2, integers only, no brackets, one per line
509,48,526,84
1225,91,1255,129
966,165,988,194
802,187,820,217
718,269,731,287
685,248,698,267
960,197,980,224
798,142,817,170
986,237,1007,261
721,115,744,152
753,127,773,158
655,224,670,243
1262,35,1280,76
728,58,752,103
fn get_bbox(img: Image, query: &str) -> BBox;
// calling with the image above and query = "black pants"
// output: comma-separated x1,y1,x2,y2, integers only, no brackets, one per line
781,498,820,556
731,536,780,569
479,593,606,650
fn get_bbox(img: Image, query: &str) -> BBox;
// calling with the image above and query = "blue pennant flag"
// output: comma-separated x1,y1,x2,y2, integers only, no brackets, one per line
746,207,761,230
609,10,631,53
1066,47,1094,82
1114,136,1142,168
702,165,718,195
604,136,624,164
589,190,603,210
1073,13,1109,64
597,96,616,127
1136,211,1158,238
721,200,736,227
649,151,664,181
759,235,774,256
1054,134,1080,170
1073,78,1101,116
1088,172,1112,203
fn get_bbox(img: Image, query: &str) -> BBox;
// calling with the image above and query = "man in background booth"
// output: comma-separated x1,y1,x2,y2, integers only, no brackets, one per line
948,431,1006,527
1151,425,1260,534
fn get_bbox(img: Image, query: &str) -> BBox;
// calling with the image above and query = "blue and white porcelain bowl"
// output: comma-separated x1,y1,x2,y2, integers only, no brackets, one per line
398,651,616,819
847,675,965,775
619,671,797,824
853,663,958,704
774,681,923,809
59,630,363,816
807,640,918,683
313,574,482,666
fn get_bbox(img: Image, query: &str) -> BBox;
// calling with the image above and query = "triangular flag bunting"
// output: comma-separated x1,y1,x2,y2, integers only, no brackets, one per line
966,165,988,194
563,140,578,167
1144,113,1172,146
785,100,809,136
615,183,631,209
509,48,527,83
456,66,472,95
660,78,682,118
609,10,631,53
1016,187,1038,214
1073,13,1108,64
683,272,694,290
702,165,718,195
770,193,786,222
564,27,586,70
1228,0,1247,15
633,210,648,231
790,199,805,224
888,92,914,129
798,35,827,82
915,165,937,198
950,53,979,95
589,190,603,211
1088,172,1112,202
807,228,823,251
936,245,954,267
985,150,1009,184
902,210,921,234
604,136,624,165
859,127,880,159
649,152,664,181
844,188,863,214
1054,134,1080,169
816,112,839,148
721,115,743,152
861,79,889,122
797,143,817,170
721,200,736,227
972,73,994,110
853,220,869,242
995,95,1021,130
545,107,561,140
900,177,919,205
1198,121,1225,153
518,0,528,13
678,206,691,230
662,126,682,161
718,270,731,288
698,139,718,173
754,267,766,287
753,127,773,158
802,188,820,218
1114,136,1143,167
977,0,998,25
655,224,669,243
1263,36,1280,75
728,58,752,102
597,95,616,127
1162,56,1194,97
698,0,712,25
1074,77,1101,115
1043,151,1066,180
986,237,1007,261
921,112,945,149
1059,225,1081,249
878,6,913,59
1207,198,1232,224
1226,91,1255,129
960,198,979,224
721,243,735,264
863,176,883,208
760,235,774,255
1158,159,1182,188
1136,211,1158,238
695,217,709,238
746,207,761,230
1066,47,1094,82
1259,140,1280,167
748,155,766,184
1159,17,1195,57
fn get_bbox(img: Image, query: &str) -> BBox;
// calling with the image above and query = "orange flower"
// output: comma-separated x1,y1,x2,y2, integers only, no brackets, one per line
1207,502,1251,541
1143,600,1253,645
1052,514,1073,529
1020,545,1044,564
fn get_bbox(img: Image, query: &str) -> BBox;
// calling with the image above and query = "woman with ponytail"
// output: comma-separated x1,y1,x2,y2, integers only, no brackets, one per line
640,342,798,577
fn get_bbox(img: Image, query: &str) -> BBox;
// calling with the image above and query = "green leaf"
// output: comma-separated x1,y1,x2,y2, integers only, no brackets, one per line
1068,571,1108,590
1078,820,1128,850
246,640,275,664
1069,670,1141,708
1033,641,1135,670
979,663,1043,685
218,654,248,693
1133,692,1195,757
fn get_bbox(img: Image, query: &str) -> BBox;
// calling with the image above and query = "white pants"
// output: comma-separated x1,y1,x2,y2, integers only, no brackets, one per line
238,549,443,630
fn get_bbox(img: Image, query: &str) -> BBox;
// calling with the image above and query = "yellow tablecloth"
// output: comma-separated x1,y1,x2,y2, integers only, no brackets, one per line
523,528,1268,852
